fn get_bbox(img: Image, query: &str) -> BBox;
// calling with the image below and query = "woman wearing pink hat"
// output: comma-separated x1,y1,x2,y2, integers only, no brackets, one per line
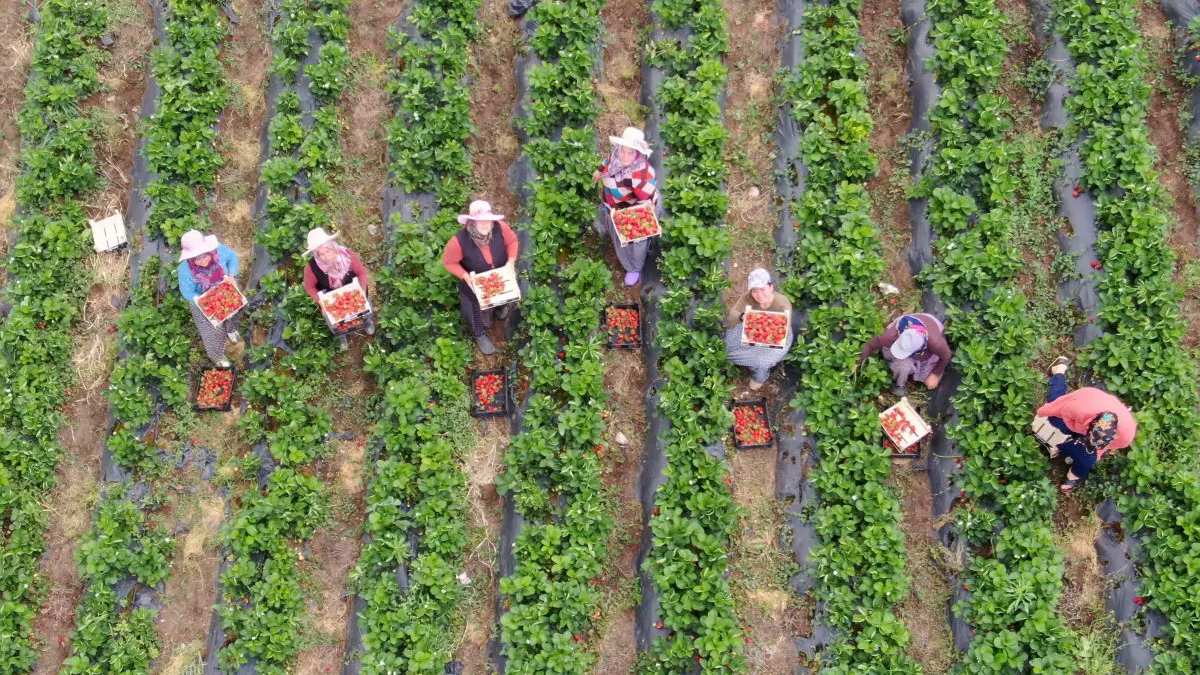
302,227,374,350
442,200,519,355
177,229,240,367
859,312,952,395
592,126,659,286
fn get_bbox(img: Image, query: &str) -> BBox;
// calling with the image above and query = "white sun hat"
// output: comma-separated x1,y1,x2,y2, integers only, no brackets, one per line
890,328,928,360
303,227,339,256
178,229,219,262
457,200,505,225
609,126,653,157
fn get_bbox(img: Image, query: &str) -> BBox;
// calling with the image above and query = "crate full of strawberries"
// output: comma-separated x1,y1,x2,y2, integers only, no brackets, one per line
610,202,661,246
605,304,641,349
193,366,236,411
319,279,372,335
470,369,510,418
470,264,520,310
731,399,773,449
880,397,930,457
741,308,789,348
196,277,247,327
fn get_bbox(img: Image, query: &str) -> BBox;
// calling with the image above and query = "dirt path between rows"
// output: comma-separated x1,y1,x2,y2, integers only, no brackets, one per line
861,0,954,669
0,0,33,243
454,0,522,669
591,2,651,670
716,1,798,672
291,1,403,670
155,2,272,670
30,0,155,670
1138,3,1200,349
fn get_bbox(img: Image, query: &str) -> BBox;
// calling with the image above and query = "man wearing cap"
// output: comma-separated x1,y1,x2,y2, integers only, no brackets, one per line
592,126,659,286
302,227,374,350
1034,357,1136,492
443,200,519,355
177,229,240,367
725,268,794,390
859,312,952,395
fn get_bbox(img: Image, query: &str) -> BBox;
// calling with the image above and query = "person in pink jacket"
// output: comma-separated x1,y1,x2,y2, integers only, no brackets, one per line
1036,356,1137,492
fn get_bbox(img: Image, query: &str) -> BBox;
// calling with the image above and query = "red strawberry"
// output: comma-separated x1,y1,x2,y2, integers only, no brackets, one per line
1090,260,1102,270
1133,595,1146,606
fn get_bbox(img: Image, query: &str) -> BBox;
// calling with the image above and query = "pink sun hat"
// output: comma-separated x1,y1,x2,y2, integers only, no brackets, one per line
457,200,505,225
178,229,219,262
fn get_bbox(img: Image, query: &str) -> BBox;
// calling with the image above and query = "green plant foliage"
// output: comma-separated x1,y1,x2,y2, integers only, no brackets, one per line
1054,0,1200,668
774,0,918,670
636,0,743,672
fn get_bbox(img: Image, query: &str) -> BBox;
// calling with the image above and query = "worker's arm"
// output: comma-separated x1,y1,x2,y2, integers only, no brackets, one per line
348,250,370,295
928,331,952,377
500,221,519,265
726,294,748,328
442,237,470,282
218,245,239,277
177,263,198,302
302,264,320,302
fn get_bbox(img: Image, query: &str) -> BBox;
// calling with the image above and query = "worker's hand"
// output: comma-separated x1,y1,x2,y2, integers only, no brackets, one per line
592,170,602,183
924,373,941,389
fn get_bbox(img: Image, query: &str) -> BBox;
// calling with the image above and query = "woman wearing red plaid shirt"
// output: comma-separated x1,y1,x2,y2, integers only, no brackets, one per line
592,127,659,286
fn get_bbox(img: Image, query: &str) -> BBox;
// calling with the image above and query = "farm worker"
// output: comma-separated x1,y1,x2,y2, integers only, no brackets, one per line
177,229,240,368
442,200,519,356
302,227,375,350
724,268,793,391
1036,357,1136,492
592,126,659,287
859,312,952,396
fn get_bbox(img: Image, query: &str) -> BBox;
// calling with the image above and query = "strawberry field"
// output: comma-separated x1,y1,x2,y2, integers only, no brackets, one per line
3,0,1200,672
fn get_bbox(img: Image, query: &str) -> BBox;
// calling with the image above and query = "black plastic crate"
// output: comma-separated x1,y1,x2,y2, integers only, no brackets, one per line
192,366,237,412
604,303,642,349
469,368,511,419
327,310,372,337
731,398,774,449
886,434,924,459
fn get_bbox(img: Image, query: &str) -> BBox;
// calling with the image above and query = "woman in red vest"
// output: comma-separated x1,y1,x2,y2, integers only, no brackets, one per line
442,200,519,355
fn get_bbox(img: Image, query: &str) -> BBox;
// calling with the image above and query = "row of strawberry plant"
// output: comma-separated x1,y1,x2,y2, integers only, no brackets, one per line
60,2,228,670
0,1,110,670
496,1,613,672
775,0,917,668
347,0,480,672
637,0,742,671
214,0,348,670
1054,0,1200,666
918,0,1076,669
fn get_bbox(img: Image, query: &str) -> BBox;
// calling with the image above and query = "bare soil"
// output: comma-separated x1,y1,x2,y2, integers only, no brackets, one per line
892,467,954,672
722,0,784,292
862,0,916,296
0,0,33,220
454,1,524,669
466,0,521,218
29,0,155,668
1138,3,1200,349
209,0,271,264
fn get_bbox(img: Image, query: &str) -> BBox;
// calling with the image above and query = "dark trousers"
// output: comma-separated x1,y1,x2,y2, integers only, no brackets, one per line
1046,373,1098,479
457,283,493,338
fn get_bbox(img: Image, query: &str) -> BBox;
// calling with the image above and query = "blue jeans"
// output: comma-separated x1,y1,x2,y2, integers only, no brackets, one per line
1046,374,1097,479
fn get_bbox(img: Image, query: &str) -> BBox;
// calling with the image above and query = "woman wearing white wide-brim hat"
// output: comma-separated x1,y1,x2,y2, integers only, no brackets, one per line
592,126,660,287
442,200,520,355
177,229,240,367
302,227,375,350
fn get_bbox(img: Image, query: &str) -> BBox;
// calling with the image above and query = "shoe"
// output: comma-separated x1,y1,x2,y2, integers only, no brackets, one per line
366,323,376,336
216,358,232,368
477,334,496,355
624,271,641,286
1060,478,1080,493
227,331,240,343
891,385,907,397
1049,356,1070,375
749,378,764,391
497,304,512,320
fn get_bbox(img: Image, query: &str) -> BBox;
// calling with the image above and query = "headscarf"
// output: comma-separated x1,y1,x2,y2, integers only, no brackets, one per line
188,254,225,292
467,220,495,247
1088,412,1118,451
315,243,354,289
603,146,649,187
